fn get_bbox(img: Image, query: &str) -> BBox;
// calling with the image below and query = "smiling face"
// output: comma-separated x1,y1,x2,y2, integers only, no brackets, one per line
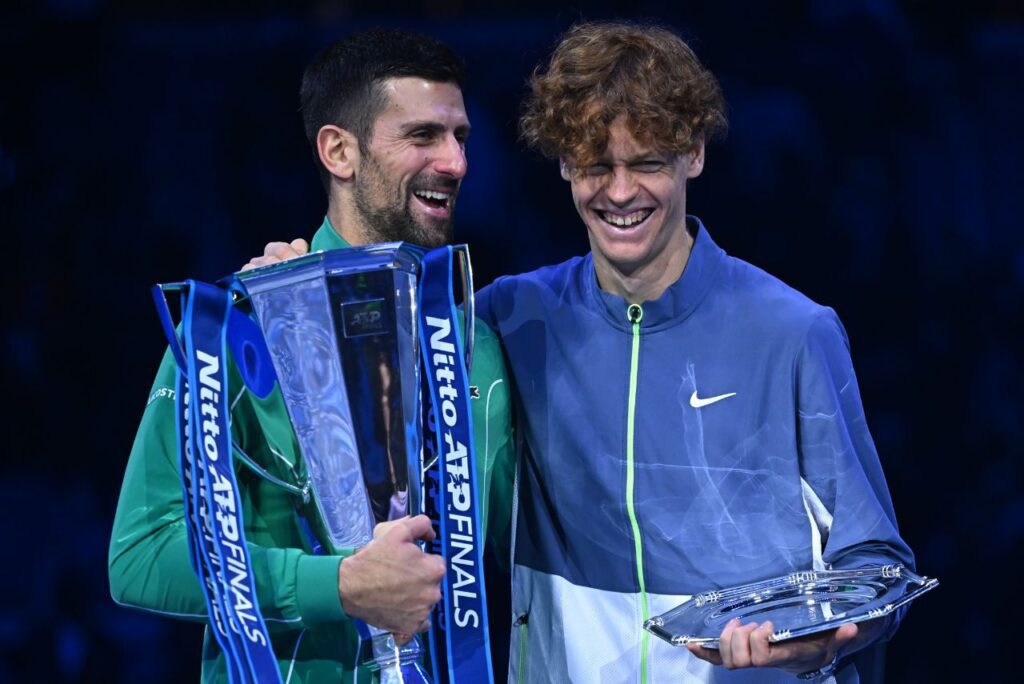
353,77,470,247
565,116,704,300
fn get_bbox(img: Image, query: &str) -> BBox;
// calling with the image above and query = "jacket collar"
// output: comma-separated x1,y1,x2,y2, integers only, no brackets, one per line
585,215,725,331
310,216,351,252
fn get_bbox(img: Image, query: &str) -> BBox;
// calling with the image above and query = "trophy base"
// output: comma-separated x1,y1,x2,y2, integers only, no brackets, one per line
365,632,432,684
377,661,432,684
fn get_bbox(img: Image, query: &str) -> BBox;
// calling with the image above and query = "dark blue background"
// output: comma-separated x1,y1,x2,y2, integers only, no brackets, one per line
2,1,1020,682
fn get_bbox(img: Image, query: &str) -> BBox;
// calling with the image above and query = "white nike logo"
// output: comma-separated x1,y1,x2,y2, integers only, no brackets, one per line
689,390,737,408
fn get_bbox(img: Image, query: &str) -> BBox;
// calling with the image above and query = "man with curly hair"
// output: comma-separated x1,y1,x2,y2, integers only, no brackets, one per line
476,21,914,683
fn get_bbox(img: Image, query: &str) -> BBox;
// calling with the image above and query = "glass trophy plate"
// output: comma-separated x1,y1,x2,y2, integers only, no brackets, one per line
645,564,938,648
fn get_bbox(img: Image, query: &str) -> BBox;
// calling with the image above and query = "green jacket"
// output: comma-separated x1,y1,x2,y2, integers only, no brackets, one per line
109,220,514,682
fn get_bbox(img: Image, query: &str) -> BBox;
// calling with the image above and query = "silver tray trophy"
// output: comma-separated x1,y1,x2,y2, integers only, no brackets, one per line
238,242,474,684
645,564,938,649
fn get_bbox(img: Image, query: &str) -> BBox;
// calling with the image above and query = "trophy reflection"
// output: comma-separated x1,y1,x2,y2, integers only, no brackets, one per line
240,243,433,683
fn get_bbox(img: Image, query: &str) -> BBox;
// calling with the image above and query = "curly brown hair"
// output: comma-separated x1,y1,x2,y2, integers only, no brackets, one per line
520,21,727,170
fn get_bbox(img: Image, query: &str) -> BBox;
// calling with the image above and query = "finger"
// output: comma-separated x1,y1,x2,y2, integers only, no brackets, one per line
240,256,272,272
289,238,310,255
401,514,437,542
373,516,409,540
728,622,758,669
425,553,447,582
686,643,723,665
393,632,413,646
749,621,775,667
417,617,431,634
263,241,294,258
718,618,740,668
834,622,858,645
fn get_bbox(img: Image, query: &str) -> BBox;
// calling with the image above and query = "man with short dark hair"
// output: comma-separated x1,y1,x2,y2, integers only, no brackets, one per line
477,21,914,683
109,28,513,682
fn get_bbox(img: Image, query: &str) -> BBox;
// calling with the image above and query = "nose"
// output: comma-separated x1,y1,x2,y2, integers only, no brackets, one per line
605,167,638,206
433,135,468,180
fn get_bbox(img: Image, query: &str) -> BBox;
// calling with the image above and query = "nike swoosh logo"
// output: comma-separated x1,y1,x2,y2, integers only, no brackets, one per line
689,390,737,408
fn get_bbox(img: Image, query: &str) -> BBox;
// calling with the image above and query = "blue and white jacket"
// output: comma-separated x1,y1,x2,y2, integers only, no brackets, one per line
476,218,914,684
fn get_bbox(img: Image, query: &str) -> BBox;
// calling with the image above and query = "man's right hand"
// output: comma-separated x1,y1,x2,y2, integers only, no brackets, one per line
240,238,310,271
337,514,444,637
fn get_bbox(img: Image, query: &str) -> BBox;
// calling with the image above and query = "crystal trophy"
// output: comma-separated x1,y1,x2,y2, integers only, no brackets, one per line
645,564,938,649
237,242,473,684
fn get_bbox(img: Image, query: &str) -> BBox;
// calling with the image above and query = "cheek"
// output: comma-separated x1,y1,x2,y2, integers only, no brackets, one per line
570,181,598,210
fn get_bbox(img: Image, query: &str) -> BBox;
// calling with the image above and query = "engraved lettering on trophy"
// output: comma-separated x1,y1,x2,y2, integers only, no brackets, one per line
341,299,389,337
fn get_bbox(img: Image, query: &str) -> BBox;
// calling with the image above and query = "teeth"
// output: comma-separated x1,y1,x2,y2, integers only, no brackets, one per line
415,190,450,201
600,210,652,227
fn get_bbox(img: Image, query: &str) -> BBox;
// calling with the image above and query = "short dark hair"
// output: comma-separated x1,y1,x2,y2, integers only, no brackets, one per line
300,28,465,188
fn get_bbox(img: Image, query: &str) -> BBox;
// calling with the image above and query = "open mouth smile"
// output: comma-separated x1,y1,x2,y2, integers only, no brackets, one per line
598,209,654,228
413,189,453,213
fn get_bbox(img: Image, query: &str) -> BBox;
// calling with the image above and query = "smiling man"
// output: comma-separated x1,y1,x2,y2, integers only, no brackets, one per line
303,58,469,249
475,21,915,683
109,29,513,683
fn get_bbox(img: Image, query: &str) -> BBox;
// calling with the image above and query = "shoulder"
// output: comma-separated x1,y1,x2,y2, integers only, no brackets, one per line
477,255,588,320
714,253,839,342
461,312,507,385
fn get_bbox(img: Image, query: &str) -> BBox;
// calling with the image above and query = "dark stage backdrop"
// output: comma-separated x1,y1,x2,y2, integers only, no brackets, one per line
1,1,1021,682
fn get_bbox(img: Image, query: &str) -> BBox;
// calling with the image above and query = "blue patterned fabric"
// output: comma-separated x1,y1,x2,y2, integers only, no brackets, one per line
477,217,913,683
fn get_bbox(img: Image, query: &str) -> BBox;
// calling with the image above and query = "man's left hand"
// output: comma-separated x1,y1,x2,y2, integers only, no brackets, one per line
686,618,858,674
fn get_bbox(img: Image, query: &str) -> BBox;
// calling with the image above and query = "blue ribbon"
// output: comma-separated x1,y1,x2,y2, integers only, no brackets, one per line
417,247,494,684
155,281,282,684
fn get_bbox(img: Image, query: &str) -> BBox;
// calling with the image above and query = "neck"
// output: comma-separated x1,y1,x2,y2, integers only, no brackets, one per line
327,195,369,247
592,223,695,304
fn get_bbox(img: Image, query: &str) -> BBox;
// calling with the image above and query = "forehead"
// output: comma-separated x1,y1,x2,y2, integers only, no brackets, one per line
374,77,469,129
599,116,662,159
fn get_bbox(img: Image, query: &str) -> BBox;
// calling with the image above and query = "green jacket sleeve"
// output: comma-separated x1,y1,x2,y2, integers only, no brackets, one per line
467,318,515,572
108,348,350,629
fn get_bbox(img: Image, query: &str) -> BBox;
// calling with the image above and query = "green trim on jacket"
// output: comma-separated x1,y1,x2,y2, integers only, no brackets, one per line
109,219,514,682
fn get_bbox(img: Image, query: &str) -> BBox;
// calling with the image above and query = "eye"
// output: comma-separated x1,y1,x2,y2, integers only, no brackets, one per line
585,164,611,177
409,128,435,142
632,161,667,173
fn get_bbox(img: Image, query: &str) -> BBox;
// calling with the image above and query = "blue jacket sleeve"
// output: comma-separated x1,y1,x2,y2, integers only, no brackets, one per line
796,310,915,574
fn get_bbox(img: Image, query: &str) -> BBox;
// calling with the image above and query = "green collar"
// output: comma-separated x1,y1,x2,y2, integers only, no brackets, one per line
310,216,351,252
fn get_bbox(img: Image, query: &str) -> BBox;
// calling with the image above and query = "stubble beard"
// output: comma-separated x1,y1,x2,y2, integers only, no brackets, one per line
353,153,455,248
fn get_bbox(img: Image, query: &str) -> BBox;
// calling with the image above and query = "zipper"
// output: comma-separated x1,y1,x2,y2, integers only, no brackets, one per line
513,612,529,684
625,303,650,684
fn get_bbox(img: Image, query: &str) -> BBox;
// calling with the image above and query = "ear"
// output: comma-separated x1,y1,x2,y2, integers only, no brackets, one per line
686,139,706,179
559,158,572,181
316,125,360,182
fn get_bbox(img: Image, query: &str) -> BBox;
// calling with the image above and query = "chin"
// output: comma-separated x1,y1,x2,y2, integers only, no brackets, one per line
415,223,452,249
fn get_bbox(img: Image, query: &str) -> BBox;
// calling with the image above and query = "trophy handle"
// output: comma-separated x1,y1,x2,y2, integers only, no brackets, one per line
452,244,475,373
